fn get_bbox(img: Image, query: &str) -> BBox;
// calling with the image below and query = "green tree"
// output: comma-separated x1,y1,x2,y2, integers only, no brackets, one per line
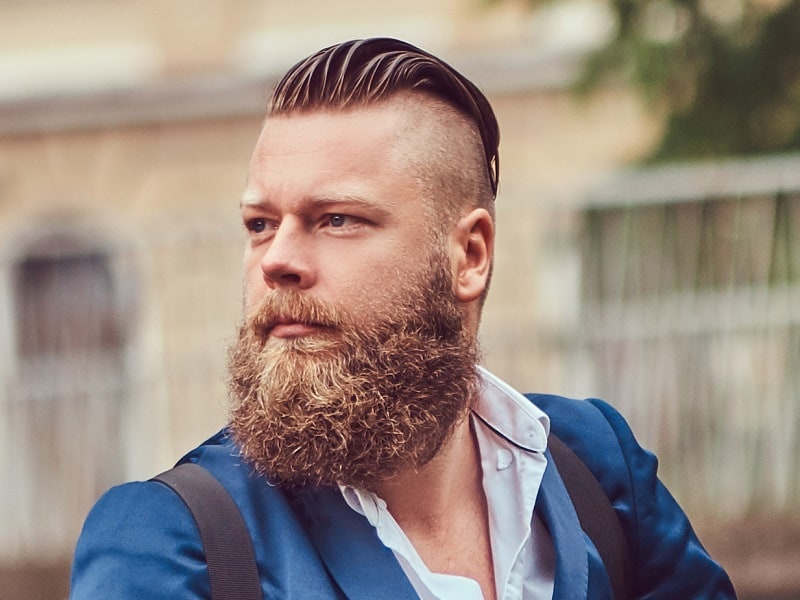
516,0,800,161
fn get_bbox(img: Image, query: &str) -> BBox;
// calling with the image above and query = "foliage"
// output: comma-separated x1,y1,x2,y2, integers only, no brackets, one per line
511,0,800,161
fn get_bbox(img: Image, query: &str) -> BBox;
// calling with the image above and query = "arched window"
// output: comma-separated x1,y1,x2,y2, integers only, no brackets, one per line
2,234,130,559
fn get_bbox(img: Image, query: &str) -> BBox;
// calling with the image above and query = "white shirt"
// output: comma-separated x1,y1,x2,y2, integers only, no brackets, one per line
340,367,555,599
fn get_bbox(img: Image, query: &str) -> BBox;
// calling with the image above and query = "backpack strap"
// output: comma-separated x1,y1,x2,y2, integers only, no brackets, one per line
548,434,632,600
152,463,263,600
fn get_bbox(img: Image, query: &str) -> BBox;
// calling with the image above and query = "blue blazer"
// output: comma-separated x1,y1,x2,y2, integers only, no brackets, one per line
70,395,736,599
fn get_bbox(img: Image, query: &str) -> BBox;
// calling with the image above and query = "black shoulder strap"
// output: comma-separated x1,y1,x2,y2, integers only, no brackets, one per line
152,463,263,600
548,434,632,600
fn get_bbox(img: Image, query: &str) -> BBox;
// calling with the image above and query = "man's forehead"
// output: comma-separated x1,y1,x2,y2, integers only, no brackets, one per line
243,110,428,210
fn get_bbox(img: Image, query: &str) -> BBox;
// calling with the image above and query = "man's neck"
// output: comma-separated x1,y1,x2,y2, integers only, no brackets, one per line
369,415,498,600
371,416,478,525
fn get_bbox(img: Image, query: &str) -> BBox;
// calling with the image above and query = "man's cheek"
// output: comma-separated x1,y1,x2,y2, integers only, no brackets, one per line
242,279,266,318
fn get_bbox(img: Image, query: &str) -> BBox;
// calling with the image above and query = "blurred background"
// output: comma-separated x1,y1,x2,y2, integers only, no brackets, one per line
0,0,798,598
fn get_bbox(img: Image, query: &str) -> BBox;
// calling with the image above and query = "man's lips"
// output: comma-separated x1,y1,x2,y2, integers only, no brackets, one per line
264,318,328,339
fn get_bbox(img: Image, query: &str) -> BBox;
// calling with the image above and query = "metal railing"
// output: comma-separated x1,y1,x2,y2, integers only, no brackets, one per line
576,155,800,518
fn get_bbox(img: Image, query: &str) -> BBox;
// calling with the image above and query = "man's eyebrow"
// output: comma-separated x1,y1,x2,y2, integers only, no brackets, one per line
304,195,387,211
240,192,392,215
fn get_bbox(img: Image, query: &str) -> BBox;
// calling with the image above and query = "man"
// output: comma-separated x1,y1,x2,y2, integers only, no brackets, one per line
71,38,736,599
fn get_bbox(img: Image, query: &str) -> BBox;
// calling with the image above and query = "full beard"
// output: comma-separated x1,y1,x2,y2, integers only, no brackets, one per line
227,254,479,488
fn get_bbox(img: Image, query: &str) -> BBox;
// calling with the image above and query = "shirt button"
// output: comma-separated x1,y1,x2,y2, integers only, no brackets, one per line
497,449,514,470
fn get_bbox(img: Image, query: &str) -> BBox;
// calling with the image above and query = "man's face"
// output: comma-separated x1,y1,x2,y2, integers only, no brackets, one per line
229,100,481,487
240,101,444,323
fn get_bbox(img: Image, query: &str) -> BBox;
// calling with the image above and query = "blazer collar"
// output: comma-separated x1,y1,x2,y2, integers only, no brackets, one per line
291,485,418,600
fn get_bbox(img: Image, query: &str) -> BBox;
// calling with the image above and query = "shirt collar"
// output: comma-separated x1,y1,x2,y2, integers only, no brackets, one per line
341,366,551,514
473,366,550,453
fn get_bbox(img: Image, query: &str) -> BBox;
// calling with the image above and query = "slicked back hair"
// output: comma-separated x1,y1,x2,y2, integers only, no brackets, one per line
269,38,500,201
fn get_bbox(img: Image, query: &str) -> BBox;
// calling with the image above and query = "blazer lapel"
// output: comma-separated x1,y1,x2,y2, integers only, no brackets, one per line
291,485,418,600
536,449,590,599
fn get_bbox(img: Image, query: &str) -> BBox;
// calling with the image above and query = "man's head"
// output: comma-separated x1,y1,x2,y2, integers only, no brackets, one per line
268,37,499,219
229,38,500,487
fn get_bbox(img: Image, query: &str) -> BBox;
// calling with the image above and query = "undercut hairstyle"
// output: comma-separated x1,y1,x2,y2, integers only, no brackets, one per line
268,38,500,211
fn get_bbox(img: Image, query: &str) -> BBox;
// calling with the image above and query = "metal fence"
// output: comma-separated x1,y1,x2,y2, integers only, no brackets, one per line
574,154,800,519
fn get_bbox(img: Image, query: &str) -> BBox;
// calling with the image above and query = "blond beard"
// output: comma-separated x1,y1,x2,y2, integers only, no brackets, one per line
227,254,478,488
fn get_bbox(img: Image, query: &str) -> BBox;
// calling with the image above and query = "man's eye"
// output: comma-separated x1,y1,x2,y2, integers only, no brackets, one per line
246,219,267,233
328,214,348,228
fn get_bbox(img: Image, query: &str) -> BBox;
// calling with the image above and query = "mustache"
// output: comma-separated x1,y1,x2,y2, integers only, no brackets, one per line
249,292,346,336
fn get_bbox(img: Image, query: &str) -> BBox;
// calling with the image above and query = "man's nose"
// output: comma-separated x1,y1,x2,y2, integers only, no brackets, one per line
260,220,316,289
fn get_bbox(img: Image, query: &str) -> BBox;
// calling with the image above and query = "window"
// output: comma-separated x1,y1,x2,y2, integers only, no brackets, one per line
2,235,130,559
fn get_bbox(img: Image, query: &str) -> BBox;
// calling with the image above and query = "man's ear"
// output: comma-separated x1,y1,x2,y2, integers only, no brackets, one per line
451,208,494,303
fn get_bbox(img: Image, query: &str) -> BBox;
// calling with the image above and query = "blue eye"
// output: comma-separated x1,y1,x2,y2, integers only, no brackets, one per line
247,219,267,233
328,214,347,227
